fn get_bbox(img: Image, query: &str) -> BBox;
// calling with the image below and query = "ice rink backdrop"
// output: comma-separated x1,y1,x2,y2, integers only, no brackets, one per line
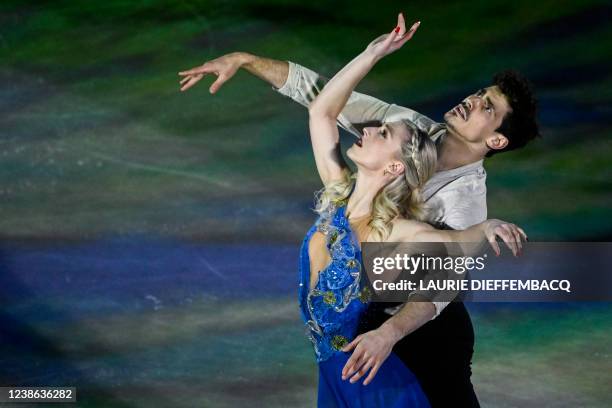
1,1,611,407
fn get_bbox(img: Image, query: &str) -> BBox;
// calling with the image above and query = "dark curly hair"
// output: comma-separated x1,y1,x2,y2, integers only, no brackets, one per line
486,69,540,157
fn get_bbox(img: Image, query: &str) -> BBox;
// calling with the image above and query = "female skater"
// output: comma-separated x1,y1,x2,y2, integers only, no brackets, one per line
300,14,525,407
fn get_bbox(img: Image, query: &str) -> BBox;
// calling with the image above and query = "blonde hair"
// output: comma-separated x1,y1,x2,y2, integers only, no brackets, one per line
314,120,437,241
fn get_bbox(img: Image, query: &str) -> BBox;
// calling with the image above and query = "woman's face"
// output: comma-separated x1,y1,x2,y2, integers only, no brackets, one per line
347,122,410,173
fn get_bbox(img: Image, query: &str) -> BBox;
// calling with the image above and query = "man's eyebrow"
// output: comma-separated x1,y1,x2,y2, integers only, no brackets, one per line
485,93,499,113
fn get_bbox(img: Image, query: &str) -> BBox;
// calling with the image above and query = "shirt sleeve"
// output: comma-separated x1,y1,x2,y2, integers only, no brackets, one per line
273,61,443,139
384,300,450,320
405,289,451,320
431,301,450,318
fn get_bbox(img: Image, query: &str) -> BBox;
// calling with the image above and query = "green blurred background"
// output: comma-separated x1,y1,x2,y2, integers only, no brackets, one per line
0,1,611,407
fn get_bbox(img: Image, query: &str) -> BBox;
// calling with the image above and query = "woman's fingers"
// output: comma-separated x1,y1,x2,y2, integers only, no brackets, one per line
396,13,406,37
382,25,400,49
487,234,501,256
508,224,523,252
391,19,420,52
400,21,421,41
506,224,525,253
497,226,518,256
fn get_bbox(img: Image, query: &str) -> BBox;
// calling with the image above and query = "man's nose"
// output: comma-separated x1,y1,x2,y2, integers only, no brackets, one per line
468,96,482,111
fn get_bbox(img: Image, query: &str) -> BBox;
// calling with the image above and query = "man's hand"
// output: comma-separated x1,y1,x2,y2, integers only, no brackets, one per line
341,325,401,386
178,52,247,93
484,219,528,256
365,13,420,60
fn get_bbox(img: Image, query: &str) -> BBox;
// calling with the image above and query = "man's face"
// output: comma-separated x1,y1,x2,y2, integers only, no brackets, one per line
443,85,512,151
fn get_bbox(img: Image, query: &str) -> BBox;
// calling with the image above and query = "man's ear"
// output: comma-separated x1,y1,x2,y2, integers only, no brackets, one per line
486,133,509,151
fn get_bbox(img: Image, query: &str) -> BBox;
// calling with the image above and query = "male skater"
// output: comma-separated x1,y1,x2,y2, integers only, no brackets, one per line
178,15,539,407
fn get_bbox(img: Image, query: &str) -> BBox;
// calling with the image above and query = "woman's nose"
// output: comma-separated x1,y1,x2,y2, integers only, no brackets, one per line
363,127,376,137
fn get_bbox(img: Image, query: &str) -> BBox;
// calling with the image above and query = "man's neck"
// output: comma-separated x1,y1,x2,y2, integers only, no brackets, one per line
436,130,485,172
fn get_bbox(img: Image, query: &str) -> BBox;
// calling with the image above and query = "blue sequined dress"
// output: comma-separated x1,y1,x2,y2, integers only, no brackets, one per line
298,201,431,408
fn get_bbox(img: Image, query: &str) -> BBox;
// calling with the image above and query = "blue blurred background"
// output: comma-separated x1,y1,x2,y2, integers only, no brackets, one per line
1,0,611,406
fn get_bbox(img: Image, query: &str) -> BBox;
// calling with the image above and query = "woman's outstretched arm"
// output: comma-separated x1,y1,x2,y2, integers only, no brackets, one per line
395,218,527,256
308,14,420,185
309,14,419,120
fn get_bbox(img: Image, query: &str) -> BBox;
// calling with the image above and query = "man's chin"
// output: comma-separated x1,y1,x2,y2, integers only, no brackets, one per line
443,111,455,123
442,113,456,129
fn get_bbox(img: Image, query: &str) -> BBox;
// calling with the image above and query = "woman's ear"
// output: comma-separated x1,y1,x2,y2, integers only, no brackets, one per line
387,161,405,176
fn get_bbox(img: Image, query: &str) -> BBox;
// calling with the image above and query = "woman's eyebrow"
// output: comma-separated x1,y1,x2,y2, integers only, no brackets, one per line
384,123,395,138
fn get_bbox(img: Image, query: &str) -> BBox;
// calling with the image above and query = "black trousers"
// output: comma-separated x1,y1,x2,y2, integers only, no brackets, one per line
358,302,480,408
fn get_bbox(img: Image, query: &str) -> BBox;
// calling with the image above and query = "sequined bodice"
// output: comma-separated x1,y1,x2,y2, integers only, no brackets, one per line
298,202,372,362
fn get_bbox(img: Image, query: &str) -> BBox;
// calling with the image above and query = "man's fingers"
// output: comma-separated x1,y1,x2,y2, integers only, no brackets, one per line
180,75,203,92
362,362,381,386
178,68,201,76
181,75,202,91
178,64,212,76
342,335,362,353
342,357,360,380
341,335,364,378
349,358,374,384
341,347,363,378
209,75,227,94
343,349,369,380
347,355,371,383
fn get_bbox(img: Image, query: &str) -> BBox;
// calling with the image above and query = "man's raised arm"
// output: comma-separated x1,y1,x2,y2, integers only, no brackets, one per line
179,52,440,139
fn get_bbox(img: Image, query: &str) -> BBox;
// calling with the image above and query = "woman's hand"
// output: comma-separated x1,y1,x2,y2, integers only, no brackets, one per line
484,219,528,256
365,13,421,60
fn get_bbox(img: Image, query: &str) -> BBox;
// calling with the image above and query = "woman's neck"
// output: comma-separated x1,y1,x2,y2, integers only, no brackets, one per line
345,171,386,219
